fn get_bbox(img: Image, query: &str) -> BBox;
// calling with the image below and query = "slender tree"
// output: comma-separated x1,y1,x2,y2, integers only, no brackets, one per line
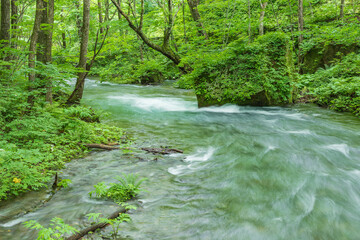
37,0,54,103
10,0,18,50
259,0,268,35
98,0,104,34
298,0,304,44
340,0,345,19
248,0,251,42
75,0,82,38
67,0,90,105
298,0,304,66
288,0,294,40
28,0,44,105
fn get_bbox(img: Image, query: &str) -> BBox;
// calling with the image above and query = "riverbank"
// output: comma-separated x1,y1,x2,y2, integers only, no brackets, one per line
2,81,360,239
0,88,126,201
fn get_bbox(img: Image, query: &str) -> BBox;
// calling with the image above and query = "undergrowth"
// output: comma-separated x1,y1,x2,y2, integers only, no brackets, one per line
0,84,125,200
25,174,145,240
299,53,360,116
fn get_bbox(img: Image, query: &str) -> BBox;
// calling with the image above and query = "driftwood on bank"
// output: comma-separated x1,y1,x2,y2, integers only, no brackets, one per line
66,208,126,240
84,143,119,150
141,147,183,155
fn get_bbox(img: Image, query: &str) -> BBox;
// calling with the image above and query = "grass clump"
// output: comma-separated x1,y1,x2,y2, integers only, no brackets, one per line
89,174,146,202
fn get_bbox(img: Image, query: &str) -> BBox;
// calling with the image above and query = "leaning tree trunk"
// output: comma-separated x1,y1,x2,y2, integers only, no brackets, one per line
66,0,90,105
111,0,192,73
36,0,54,104
259,0,268,35
186,0,208,39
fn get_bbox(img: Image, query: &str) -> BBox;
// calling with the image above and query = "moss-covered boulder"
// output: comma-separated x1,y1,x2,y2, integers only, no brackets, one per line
183,32,297,107
302,44,359,74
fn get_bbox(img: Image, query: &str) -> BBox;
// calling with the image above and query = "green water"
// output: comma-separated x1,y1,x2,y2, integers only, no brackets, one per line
1,79,360,240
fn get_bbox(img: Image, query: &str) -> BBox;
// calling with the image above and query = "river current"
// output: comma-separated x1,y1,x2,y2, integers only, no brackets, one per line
1,79,360,239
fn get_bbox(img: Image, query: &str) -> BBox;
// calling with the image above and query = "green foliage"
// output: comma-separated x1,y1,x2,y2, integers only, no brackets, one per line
182,32,296,106
300,53,360,116
0,83,125,200
89,174,146,202
87,208,133,239
64,105,101,123
24,218,79,240
57,179,72,189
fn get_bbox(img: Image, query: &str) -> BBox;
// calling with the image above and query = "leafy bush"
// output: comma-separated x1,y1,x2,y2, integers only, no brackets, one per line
64,105,101,123
89,174,146,202
300,53,360,116
0,85,125,200
24,217,79,240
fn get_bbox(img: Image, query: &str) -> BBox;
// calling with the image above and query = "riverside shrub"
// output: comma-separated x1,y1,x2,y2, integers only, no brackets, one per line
0,84,125,200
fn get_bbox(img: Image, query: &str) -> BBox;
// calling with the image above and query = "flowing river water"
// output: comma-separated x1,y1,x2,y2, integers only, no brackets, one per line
1,80,360,240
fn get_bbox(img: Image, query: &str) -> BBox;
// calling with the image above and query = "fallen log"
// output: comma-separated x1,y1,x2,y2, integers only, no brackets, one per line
84,143,119,150
141,147,183,155
66,208,126,240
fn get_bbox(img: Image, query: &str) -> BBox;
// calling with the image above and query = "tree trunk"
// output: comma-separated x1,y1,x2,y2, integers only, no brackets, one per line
97,0,104,34
298,0,304,66
36,0,54,103
1,0,11,66
61,9,66,49
298,0,304,44
10,0,18,51
66,0,90,105
248,0,251,42
75,0,82,38
259,1,268,35
288,0,294,41
28,0,43,104
0,0,11,49
186,0,208,39
104,0,110,22
340,0,345,19
183,2,186,42
62,32,66,49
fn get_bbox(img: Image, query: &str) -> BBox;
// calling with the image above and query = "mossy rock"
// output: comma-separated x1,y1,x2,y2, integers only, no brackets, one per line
139,70,165,85
197,91,272,108
302,44,359,74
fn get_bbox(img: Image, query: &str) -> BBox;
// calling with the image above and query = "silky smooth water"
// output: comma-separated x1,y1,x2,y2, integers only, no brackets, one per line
1,79,360,240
